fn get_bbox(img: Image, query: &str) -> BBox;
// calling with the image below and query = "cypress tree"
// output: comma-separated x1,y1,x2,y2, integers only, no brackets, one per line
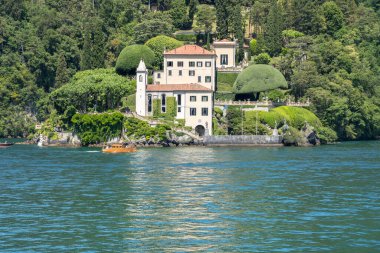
80,19,105,70
81,23,93,70
215,0,229,38
230,3,244,62
55,52,70,88
188,0,198,21
265,2,283,56
92,20,105,69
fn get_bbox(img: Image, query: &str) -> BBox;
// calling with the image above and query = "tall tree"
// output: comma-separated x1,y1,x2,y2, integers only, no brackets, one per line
55,52,70,88
194,4,216,49
215,0,229,38
265,1,284,56
230,3,245,62
81,19,105,70
188,0,199,21
322,1,344,35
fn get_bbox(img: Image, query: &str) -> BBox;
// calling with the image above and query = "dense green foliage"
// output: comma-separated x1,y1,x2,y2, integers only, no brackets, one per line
71,112,124,146
254,53,271,64
145,36,183,68
166,97,178,118
153,98,162,118
0,0,379,141
224,106,336,142
270,106,322,129
124,117,171,142
49,69,134,115
233,65,288,94
115,45,155,75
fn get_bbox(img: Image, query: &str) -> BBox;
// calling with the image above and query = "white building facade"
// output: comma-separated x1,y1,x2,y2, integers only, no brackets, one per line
135,45,216,136
213,39,237,69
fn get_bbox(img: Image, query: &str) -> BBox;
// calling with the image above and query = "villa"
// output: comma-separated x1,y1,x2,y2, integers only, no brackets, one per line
135,42,237,136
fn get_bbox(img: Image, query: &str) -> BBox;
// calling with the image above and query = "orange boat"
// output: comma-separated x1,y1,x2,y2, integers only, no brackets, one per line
102,143,137,153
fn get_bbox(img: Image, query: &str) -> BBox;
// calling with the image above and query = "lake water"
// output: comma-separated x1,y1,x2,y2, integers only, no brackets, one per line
0,141,379,252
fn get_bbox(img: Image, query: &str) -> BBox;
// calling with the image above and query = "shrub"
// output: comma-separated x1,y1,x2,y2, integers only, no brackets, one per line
145,36,183,68
71,112,124,146
250,39,258,56
124,117,171,142
282,126,305,146
267,89,285,102
233,64,288,94
316,126,338,144
254,53,271,64
115,45,155,75
272,106,322,129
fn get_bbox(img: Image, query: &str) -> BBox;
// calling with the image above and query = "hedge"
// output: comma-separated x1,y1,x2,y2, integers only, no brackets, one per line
166,97,177,118
153,98,161,118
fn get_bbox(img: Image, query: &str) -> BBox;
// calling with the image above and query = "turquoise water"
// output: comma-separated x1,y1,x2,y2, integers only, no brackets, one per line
0,142,379,252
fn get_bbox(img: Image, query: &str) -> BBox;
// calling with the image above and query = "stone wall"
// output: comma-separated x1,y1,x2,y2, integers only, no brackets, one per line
203,135,283,146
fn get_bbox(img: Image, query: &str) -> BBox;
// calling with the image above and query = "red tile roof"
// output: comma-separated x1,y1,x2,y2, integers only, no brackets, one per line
146,84,212,92
164,45,215,55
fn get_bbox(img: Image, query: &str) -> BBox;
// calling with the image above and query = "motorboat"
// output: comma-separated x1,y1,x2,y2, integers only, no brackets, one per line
102,143,137,153
0,142,14,148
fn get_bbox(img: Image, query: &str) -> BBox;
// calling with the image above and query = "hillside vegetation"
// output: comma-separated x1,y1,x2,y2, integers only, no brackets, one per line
0,0,378,141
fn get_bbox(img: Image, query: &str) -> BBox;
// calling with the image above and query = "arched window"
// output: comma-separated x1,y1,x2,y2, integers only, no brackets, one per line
139,75,143,82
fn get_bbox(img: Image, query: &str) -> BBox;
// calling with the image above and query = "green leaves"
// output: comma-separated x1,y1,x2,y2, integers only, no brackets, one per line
145,36,183,68
115,45,155,75
233,64,288,94
72,112,124,146
50,69,134,114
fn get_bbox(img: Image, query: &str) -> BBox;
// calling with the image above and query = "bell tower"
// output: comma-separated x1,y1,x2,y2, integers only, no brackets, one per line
136,59,148,116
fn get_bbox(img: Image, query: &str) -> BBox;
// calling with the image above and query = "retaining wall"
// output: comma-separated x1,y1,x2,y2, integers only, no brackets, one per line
204,135,283,146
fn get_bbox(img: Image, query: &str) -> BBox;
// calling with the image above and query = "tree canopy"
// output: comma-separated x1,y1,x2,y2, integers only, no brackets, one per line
233,64,288,94
115,45,155,75
145,35,183,68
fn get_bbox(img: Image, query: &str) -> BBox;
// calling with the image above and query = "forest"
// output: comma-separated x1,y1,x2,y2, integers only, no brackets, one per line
0,0,379,140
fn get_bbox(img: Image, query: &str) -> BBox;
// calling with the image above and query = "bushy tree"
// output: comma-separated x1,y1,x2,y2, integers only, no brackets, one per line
115,45,155,75
322,1,344,35
50,69,134,114
194,4,216,48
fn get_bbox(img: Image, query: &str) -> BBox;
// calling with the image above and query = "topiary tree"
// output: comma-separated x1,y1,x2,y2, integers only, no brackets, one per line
145,35,183,68
233,64,288,98
115,45,155,75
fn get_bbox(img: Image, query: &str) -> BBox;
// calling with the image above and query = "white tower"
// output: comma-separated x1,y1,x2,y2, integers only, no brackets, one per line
136,59,148,116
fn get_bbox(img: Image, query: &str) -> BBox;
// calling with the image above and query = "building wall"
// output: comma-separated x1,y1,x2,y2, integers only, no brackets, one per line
146,91,213,136
154,55,216,91
183,92,213,136
214,45,236,69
